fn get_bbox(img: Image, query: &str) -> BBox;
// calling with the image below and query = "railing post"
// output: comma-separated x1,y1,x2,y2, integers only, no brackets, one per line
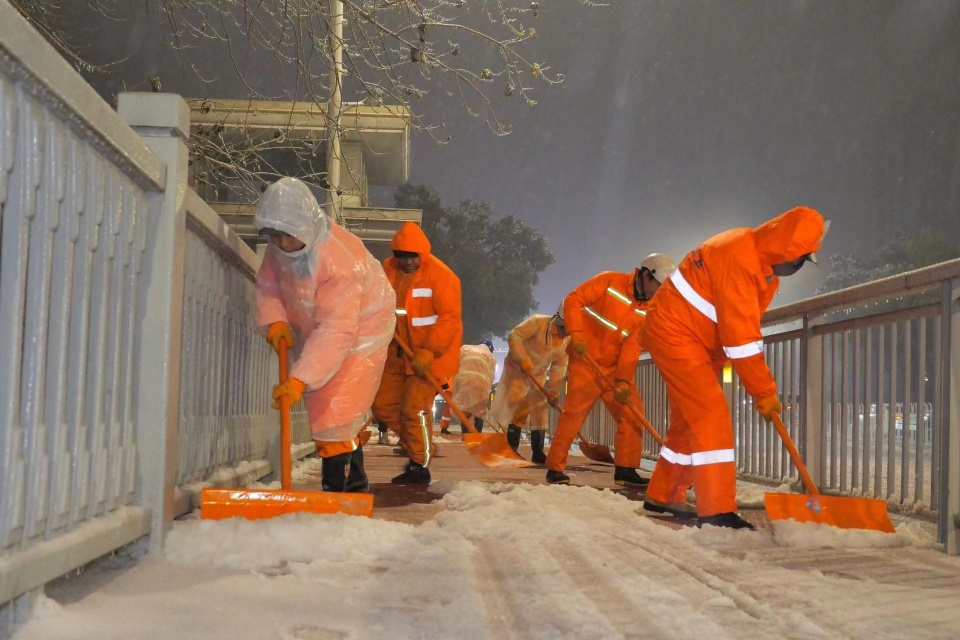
801,312,825,489
940,277,960,553
118,93,190,554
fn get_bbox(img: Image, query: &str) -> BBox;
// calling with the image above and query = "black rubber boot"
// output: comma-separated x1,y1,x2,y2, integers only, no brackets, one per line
391,461,431,485
642,498,698,518
530,430,547,464
697,512,756,530
473,417,484,433
344,445,369,493
321,452,351,492
506,424,522,453
546,469,570,485
614,466,649,488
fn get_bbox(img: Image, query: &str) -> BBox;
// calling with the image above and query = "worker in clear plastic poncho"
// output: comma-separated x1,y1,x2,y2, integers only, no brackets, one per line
440,340,497,435
254,177,396,493
490,314,569,464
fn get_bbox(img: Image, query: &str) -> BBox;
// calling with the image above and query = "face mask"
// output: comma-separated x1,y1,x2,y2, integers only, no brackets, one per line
771,257,806,277
274,240,316,279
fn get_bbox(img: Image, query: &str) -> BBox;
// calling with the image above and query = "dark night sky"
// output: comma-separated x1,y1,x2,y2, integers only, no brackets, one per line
77,0,960,313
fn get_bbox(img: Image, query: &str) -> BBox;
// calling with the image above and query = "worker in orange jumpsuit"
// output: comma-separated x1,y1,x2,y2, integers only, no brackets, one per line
373,222,463,485
491,313,569,464
255,178,395,493
545,253,676,486
642,206,827,529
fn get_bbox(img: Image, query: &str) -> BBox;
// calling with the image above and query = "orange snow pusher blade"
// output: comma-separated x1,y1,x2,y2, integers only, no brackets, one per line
200,488,374,520
392,333,533,469
524,371,613,465
763,493,894,533
201,339,375,521
764,414,895,533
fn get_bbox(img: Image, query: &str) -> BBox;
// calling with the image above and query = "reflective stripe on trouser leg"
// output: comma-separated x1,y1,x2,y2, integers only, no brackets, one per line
399,374,438,466
646,393,695,505
646,345,737,517
419,411,431,467
545,358,604,472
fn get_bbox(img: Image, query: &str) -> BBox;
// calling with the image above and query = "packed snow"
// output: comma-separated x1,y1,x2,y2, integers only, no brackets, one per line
14,481,959,640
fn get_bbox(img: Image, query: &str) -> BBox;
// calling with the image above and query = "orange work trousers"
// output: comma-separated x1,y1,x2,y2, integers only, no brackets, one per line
545,357,643,472
315,436,361,458
644,343,737,517
372,349,437,466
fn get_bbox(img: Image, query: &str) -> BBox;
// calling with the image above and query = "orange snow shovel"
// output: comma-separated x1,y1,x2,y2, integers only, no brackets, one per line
580,354,665,447
393,334,533,469
201,339,374,520
764,413,895,533
525,372,614,464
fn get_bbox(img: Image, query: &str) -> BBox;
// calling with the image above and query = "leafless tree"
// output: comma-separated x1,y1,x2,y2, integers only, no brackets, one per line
14,0,602,204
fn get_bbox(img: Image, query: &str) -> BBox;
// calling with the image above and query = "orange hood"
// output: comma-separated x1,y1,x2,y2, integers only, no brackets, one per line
753,206,825,266
391,222,432,256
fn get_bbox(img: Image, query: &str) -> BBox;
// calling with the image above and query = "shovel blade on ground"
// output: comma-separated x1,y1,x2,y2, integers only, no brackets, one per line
462,432,535,469
200,488,374,520
764,492,895,533
579,441,614,465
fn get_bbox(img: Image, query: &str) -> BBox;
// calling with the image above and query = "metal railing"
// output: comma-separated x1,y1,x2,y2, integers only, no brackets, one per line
0,4,315,628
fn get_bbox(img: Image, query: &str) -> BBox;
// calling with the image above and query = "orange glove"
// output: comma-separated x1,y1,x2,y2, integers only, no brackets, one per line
613,379,632,404
272,377,307,409
411,349,434,377
570,332,588,356
266,322,294,354
755,393,782,422
519,358,534,375
545,390,560,406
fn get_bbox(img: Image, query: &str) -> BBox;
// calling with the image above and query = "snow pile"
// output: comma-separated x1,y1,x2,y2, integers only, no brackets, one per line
164,512,435,573
13,480,955,640
772,519,939,549
734,481,793,508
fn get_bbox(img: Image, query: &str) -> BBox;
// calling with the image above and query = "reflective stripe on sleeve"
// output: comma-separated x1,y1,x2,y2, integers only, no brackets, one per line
411,315,439,327
723,341,764,359
605,287,633,305
412,288,433,298
583,306,619,332
670,269,717,322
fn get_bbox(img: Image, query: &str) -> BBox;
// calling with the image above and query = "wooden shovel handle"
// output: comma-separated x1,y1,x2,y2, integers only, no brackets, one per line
771,412,820,495
579,353,665,446
392,333,482,434
278,339,292,491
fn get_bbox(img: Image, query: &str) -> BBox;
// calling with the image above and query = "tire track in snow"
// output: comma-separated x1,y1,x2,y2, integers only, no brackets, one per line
542,539,674,639
598,524,839,640
472,539,623,640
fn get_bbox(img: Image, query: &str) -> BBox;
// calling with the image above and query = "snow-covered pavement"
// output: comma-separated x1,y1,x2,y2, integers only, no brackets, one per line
14,472,959,640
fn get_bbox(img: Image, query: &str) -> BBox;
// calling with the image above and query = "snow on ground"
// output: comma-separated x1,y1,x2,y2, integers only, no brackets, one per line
14,482,960,640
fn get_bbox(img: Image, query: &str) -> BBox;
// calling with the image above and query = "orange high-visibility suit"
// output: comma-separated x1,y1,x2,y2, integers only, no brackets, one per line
643,206,825,517
492,314,569,431
545,272,648,472
373,222,462,467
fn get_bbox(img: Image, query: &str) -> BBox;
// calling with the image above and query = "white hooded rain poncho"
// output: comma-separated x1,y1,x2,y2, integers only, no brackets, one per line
254,177,396,442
